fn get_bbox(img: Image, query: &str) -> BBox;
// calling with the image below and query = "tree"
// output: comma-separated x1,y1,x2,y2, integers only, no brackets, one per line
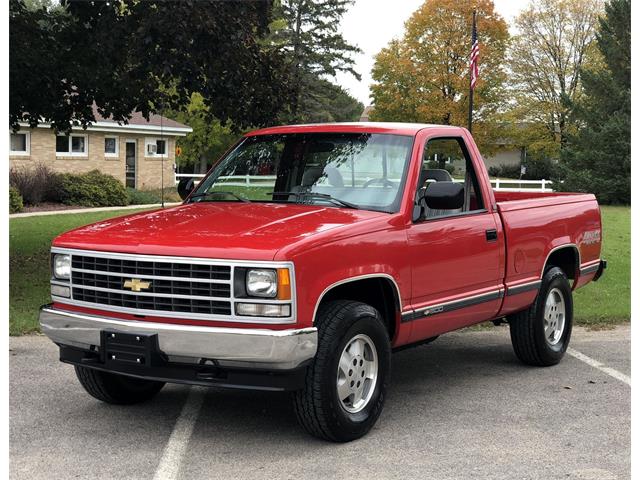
290,76,364,123
10,0,290,132
167,94,239,173
271,0,361,122
556,0,630,204
508,0,603,154
370,0,509,154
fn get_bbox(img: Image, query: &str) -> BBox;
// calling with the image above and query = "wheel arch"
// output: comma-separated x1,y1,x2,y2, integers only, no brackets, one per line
313,274,402,341
543,244,581,284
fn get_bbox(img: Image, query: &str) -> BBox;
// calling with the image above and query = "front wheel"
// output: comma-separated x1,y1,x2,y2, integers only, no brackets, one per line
508,266,573,366
293,300,391,442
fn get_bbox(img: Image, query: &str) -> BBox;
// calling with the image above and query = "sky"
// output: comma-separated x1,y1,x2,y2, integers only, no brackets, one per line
335,0,530,106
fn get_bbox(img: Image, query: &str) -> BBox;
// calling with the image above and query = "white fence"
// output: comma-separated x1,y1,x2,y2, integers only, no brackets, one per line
453,178,553,192
175,173,553,192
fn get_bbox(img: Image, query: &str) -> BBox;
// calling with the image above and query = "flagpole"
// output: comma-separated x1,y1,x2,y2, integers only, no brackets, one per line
468,9,476,133
468,76,474,133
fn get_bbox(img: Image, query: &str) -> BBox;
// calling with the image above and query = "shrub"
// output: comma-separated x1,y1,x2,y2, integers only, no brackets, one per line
127,188,161,205
9,163,61,205
59,170,128,207
488,163,522,179
522,157,555,180
9,187,23,213
424,160,455,175
487,165,501,177
127,187,181,205
487,157,555,180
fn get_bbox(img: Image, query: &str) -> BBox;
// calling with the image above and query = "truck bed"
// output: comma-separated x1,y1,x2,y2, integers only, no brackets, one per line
494,190,596,211
494,189,602,318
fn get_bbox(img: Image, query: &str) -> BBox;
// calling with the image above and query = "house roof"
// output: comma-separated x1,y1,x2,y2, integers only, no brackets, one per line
359,105,374,122
91,104,190,130
20,105,192,137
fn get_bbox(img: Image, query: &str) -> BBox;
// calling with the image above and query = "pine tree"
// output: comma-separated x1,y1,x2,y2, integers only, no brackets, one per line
272,0,361,122
557,0,630,204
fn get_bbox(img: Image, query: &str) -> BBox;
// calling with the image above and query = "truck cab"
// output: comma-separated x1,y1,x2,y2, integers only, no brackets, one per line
40,122,605,442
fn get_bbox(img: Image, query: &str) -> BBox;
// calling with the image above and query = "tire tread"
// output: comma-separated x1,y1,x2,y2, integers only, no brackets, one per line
509,267,571,367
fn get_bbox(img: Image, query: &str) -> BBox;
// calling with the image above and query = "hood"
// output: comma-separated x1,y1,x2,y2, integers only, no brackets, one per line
53,202,386,260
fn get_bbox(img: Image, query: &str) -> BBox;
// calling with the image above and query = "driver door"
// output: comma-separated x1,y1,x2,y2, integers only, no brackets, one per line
406,136,504,342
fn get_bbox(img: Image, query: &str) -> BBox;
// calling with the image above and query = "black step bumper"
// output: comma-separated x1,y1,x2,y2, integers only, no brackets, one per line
59,343,308,391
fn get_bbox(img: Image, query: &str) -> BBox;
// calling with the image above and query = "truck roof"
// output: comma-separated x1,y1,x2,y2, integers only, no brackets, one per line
246,122,464,137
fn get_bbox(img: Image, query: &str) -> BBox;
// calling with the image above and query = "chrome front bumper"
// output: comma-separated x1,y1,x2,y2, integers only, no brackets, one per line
39,305,317,370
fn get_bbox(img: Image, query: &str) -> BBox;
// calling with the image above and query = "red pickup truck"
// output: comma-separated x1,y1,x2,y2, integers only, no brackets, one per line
40,123,605,442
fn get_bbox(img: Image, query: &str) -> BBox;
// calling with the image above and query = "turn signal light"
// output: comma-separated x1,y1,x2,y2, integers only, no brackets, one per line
277,268,291,300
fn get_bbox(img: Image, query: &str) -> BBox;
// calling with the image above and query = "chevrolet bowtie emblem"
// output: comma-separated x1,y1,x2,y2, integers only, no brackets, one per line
123,278,151,292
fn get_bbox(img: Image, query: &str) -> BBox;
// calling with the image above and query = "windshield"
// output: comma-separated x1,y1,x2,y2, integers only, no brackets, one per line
189,133,415,213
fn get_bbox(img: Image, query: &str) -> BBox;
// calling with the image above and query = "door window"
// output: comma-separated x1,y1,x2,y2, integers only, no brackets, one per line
125,142,136,188
415,137,484,220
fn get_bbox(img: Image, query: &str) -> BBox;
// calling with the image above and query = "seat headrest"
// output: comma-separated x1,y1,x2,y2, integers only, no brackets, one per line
418,168,453,188
425,169,453,182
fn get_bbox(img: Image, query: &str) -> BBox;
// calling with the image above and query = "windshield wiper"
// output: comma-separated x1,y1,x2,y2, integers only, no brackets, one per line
188,191,250,203
270,191,360,210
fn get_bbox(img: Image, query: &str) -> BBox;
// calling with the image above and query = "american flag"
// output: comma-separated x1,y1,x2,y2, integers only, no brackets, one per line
469,13,479,90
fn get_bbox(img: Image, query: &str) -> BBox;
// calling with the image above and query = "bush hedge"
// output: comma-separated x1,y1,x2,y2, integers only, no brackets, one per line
59,170,128,207
9,186,23,213
487,157,555,180
127,188,161,205
9,163,61,205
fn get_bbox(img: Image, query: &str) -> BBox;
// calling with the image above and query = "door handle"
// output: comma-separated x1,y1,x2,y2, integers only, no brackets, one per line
485,229,498,242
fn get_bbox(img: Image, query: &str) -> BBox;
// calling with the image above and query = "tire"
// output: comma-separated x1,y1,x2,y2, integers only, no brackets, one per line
509,266,573,366
74,366,165,405
293,300,391,442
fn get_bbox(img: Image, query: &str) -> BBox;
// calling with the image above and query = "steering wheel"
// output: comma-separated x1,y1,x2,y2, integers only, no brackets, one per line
363,178,396,188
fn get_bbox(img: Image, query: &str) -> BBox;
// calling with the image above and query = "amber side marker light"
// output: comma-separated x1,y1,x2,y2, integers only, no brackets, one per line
277,268,292,300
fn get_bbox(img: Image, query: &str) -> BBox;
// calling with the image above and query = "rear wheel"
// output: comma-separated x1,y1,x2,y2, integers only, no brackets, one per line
75,366,165,404
293,300,391,442
509,266,573,366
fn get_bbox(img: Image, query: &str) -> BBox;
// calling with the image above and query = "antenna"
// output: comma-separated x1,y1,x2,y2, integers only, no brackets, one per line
160,104,165,208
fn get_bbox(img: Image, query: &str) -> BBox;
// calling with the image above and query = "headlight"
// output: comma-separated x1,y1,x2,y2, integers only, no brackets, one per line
53,254,71,279
246,269,277,298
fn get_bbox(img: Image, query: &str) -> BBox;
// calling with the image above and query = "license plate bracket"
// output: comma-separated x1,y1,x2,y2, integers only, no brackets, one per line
101,330,163,368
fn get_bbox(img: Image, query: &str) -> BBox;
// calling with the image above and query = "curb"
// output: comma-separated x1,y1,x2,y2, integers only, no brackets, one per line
10,202,182,219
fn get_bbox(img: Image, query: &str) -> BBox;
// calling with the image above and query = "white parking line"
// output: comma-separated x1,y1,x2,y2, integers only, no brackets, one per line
153,387,206,480
567,348,631,386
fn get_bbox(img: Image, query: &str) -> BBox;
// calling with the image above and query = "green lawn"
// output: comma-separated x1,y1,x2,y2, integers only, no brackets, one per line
8,205,630,335
9,208,153,335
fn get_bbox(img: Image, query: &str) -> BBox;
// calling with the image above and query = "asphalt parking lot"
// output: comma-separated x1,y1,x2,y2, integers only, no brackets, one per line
10,325,630,480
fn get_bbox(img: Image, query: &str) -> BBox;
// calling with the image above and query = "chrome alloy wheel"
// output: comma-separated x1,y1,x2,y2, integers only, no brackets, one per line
336,334,378,414
544,287,566,346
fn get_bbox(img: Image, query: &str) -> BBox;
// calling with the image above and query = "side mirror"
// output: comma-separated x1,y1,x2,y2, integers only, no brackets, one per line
177,177,195,200
424,182,464,210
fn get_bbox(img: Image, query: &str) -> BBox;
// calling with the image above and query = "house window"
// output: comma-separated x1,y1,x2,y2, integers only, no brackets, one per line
104,136,119,157
56,134,88,157
10,132,30,155
145,137,168,157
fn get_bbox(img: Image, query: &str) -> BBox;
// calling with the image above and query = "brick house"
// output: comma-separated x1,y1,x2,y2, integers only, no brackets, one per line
9,109,192,190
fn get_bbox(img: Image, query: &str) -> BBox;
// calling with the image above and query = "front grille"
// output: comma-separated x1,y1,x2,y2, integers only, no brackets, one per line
71,271,231,298
72,255,230,280
69,254,233,317
73,287,232,315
